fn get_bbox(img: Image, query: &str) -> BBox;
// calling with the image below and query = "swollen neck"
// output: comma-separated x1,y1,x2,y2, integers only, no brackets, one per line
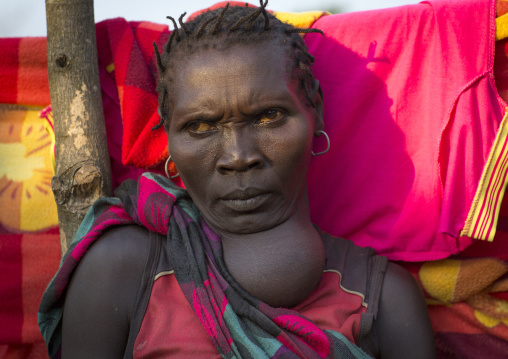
218,204,326,308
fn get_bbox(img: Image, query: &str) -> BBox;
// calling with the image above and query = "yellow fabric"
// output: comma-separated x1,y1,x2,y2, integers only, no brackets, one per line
461,110,508,241
474,310,502,328
496,12,508,40
0,104,58,232
272,10,329,29
420,259,461,303
419,257,508,330
40,106,56,175
106,63,115,73
274,8,508,41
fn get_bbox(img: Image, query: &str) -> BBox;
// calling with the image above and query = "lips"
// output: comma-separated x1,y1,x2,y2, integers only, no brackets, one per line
220,188,271,212
221,188,269,200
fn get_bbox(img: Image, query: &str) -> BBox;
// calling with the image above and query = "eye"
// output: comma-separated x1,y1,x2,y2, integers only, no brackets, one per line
187,121,217,134
257,109,285,124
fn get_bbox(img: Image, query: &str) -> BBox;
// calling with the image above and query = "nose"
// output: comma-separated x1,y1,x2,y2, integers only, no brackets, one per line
216,129,264,173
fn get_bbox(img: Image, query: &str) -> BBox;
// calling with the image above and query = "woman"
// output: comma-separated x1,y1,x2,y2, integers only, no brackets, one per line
39,2,435,358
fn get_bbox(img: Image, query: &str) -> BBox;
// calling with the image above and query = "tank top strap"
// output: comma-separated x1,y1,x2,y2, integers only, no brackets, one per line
319,230,388,350
124,231,168,358
357,254,387,349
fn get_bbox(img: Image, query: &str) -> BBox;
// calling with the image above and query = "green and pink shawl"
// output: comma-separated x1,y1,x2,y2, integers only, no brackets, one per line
38,172,372,358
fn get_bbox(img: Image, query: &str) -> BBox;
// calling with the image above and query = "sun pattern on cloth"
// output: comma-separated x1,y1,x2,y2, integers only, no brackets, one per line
0,105,58,232
38,172,372,359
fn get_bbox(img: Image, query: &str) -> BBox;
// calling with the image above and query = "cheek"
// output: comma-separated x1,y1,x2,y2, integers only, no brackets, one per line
266,120,313,177
168,135,217,187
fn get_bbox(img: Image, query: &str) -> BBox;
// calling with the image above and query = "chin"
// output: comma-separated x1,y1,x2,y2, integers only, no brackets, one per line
206,206,294,236
213,216,275,235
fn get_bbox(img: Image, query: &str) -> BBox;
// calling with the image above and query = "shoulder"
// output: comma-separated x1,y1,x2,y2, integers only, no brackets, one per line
374,262,436,359
79,224,152,268
62,224,153,358
67,224,152,291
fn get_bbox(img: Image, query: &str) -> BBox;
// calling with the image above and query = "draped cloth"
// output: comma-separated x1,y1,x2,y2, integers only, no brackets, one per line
38,173,372,359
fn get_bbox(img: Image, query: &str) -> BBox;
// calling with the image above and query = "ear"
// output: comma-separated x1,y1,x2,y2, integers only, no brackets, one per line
310,79,324,132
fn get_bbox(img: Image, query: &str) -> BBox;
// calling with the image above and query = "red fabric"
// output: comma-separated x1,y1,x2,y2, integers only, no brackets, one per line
17,38,50,107
0,38,20,104
0,232,23,343
0,227,60,359
0,38,50,106
95,18,169,169
434,332,508,359
94,1,257,169
134,272,367,358
0,343,48,359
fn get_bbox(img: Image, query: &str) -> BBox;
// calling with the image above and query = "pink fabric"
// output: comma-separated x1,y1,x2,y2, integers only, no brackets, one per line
306,0,506,261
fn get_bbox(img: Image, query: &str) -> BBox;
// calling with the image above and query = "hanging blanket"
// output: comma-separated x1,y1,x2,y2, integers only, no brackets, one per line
0,37,61,359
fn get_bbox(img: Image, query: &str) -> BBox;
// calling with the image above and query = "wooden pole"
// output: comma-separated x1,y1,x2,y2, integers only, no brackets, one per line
45,0,112,255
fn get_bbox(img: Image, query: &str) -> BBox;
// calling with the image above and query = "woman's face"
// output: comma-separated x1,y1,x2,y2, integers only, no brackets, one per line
166,41,322,235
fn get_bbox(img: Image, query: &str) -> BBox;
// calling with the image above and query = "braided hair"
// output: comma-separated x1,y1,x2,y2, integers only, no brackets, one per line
152,0,324,131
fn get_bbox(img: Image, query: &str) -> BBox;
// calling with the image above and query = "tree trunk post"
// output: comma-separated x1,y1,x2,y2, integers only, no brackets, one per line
46,0,112,255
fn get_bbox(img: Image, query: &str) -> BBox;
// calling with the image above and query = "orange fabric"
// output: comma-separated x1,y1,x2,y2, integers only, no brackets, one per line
16,39,49,106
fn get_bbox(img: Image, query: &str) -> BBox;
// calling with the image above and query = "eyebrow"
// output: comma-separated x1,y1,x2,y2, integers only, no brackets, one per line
172,98,222,119
244,86,297,111
172,82,296,120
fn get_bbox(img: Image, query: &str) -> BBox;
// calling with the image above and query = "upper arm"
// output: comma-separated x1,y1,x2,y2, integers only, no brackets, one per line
62,224,151,359
374,262,436,359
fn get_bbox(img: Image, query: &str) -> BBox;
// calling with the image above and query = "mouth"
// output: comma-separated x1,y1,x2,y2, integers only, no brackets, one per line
220,188,271,212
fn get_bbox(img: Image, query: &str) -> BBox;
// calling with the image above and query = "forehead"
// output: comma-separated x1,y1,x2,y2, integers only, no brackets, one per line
168,42,299,115
181,41,286,80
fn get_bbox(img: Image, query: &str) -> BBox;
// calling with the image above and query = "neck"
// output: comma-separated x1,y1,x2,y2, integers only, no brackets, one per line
215,197,326,307
219,199,315,245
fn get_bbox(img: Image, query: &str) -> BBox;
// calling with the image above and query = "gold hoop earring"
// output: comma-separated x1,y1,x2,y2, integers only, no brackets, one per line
165,156,180,179
311,130,330,156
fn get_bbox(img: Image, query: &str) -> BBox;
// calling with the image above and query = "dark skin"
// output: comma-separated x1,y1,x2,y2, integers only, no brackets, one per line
62,42,436,358
167,44,325,307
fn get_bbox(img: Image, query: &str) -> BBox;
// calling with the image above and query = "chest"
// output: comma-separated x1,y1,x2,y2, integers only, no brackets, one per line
221,232,326,307
132,272,368,358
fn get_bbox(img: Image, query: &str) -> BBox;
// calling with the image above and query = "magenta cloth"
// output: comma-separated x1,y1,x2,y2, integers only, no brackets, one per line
306,0,506,261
